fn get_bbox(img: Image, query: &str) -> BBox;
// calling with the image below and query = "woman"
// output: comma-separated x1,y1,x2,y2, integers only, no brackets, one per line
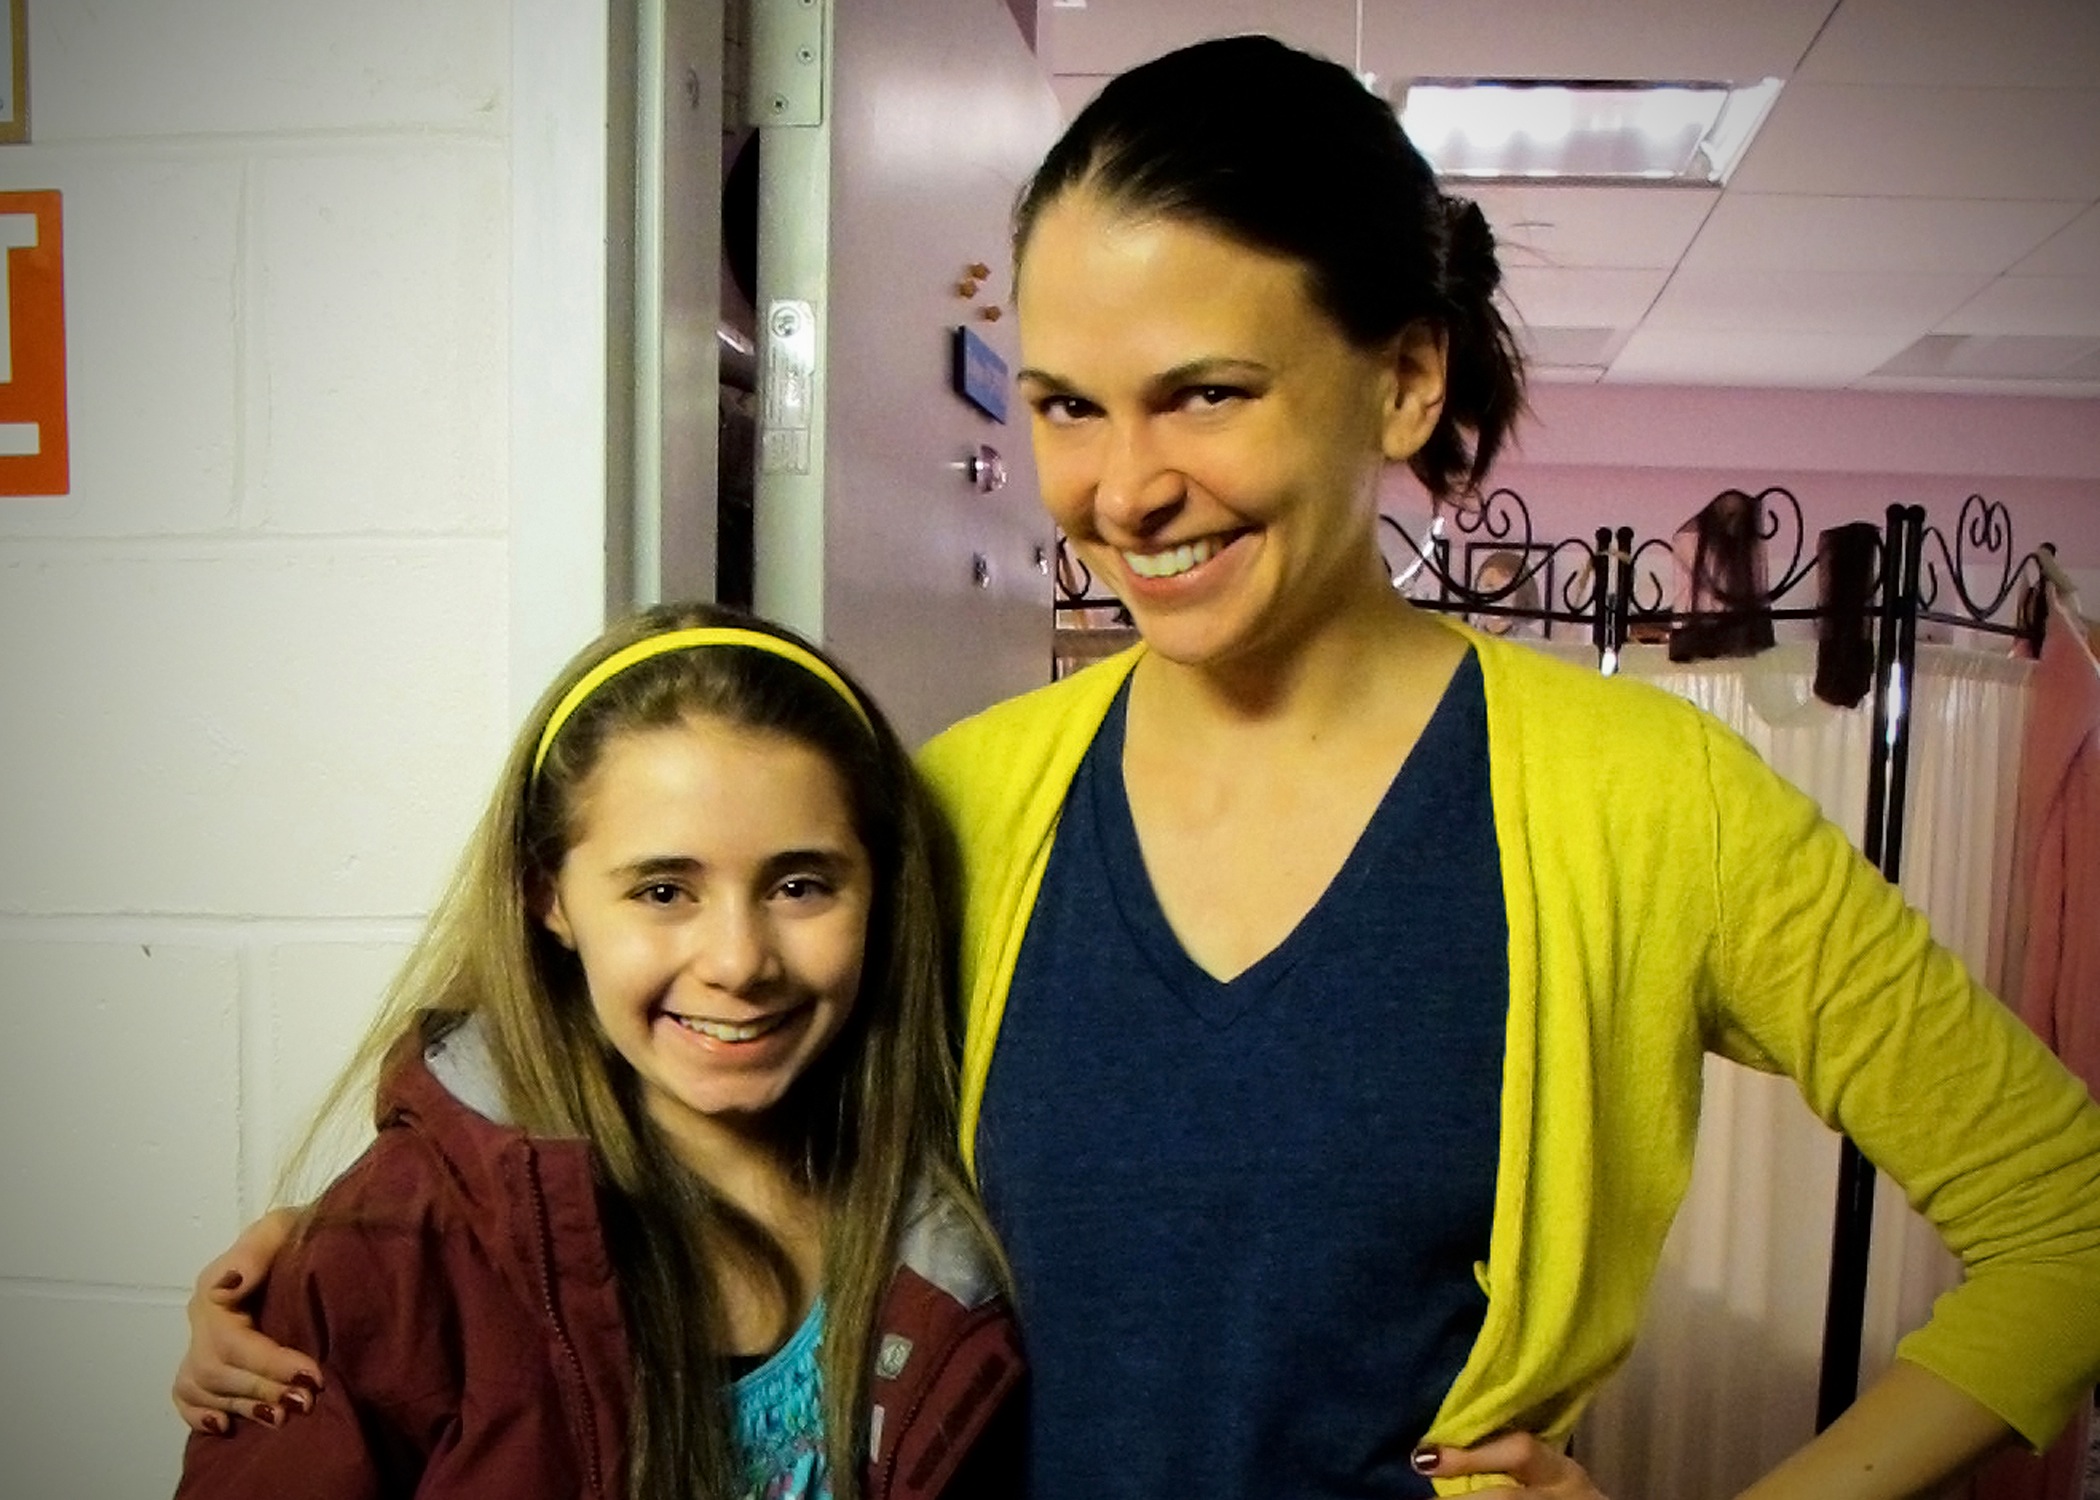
179,34,2100,1499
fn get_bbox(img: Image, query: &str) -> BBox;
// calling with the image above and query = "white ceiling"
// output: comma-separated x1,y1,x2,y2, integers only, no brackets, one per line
1033,0,2100,395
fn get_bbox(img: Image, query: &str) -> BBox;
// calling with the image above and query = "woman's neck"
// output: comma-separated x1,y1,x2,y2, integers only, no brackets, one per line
1132,567,1456,745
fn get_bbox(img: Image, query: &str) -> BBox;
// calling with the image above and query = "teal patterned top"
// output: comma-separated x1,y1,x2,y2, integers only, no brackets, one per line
731,1300,830,1500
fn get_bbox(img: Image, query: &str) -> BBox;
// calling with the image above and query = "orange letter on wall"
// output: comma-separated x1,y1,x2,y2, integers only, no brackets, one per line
0,190,68,497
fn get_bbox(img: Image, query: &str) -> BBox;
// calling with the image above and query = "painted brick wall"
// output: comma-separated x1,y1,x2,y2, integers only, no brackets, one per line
0,3,515,1493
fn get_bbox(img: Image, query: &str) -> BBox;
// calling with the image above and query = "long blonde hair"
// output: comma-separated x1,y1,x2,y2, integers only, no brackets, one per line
289,602,990,1500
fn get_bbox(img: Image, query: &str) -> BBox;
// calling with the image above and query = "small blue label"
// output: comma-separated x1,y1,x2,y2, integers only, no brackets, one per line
953,325,1009,423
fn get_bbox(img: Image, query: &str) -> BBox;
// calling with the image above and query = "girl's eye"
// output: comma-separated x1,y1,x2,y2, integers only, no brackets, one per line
635,882,687,907
775,875,834,903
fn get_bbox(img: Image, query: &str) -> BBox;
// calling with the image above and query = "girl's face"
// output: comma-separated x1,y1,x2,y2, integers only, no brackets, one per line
1015,190,1446,673
539,715,873,1167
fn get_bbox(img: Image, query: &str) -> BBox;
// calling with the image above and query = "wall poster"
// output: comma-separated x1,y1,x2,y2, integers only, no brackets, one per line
0,191,68,497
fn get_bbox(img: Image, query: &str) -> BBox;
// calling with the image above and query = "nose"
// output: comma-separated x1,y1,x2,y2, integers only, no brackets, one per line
1093,416,1183,539
684,895,779,997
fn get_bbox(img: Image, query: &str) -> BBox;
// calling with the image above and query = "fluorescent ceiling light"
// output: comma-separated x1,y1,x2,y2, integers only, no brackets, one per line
1399,78,1782,184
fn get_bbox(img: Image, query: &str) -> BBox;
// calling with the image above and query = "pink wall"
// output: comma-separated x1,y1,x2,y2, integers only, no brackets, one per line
1383,385,2100,577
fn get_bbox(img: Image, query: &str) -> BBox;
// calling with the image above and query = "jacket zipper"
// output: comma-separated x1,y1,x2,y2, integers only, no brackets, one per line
875,1303,1009,1500
526,1146,607,1498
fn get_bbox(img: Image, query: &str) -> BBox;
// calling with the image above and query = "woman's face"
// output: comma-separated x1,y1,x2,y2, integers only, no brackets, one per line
1016,190,1446,672
539,715,873,1169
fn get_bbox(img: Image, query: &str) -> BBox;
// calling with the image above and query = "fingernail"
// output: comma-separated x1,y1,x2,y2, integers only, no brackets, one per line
254,1403,281,1428
289,1371,321,1396
281,1388,311,1415
200,1412,226,1437
214,1270,243,1292
1410,1445,1440,1475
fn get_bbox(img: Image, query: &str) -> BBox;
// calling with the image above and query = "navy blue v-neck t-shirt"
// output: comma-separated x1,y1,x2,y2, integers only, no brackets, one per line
976,652,1507,1498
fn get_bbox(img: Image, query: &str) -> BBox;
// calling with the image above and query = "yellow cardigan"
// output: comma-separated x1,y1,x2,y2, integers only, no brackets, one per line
916,625,2100,1483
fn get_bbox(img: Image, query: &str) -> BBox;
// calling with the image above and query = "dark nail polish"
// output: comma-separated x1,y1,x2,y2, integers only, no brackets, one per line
289,1371,321,1396
201,1412,226,1437
254,1403,281,1428
1410,1445,1440,1475
214,1270,243,1292
281,1388,311,1415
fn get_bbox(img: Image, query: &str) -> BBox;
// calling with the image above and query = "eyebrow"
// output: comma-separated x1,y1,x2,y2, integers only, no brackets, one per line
1015,357,1273,395
607,849,859,882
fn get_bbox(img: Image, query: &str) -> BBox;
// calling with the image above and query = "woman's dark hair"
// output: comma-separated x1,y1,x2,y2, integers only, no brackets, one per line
1014,33,1525,501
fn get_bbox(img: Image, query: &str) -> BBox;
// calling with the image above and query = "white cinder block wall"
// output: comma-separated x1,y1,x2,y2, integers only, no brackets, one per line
0,3,520,1495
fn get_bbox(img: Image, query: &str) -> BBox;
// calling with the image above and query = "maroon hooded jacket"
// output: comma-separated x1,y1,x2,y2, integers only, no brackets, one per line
174,1019,1023,1500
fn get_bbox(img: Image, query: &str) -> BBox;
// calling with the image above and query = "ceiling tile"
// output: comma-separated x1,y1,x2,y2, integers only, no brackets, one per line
1681,195,2086,274
1729,85,2100,199
1856,373,2100,397
1874,333,2100,380
1644,268,1992,333
1040,0,1353,78
1028,0,2100,392
1937,276,2100,337
1795,0,2100,88
1517,325,1627,369
1361,0,1834,83
1607,326,1917,386
1466,184,1719,270
2012,203,2100,276
1048,73,1105,119
1503,266,1670,328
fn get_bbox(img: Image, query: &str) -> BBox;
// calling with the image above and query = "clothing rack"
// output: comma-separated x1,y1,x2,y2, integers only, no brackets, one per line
1052,487,2061,1428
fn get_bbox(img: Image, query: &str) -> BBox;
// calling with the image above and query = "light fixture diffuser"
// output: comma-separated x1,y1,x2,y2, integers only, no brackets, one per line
1398,78,1782,185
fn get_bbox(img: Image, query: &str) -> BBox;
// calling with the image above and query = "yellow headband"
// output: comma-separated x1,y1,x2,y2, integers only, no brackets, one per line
532,626,873,778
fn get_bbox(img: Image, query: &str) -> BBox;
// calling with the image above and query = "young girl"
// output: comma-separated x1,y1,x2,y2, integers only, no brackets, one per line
174,603,1020,1500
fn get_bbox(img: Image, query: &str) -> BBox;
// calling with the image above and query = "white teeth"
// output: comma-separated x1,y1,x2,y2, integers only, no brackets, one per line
1124,536,1222,580
669,1012,788,1043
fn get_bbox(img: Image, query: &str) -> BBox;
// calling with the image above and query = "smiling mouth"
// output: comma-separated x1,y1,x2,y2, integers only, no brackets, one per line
1123,533,1240,580
665,1008,799,1044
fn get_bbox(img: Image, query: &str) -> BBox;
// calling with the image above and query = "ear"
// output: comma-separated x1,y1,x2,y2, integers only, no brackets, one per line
533,875,578,951
1379,321,1449,464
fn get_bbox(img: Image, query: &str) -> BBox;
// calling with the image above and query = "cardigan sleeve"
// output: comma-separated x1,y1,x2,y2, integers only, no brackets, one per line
1696,717,2100,1448
172,1148,465,1500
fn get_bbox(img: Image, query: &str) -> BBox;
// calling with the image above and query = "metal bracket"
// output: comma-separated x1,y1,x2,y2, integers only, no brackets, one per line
748,0,825,126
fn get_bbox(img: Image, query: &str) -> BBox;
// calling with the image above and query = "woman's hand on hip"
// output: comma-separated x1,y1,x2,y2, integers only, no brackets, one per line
171,1206,321,1434
1413,1432,1608,1498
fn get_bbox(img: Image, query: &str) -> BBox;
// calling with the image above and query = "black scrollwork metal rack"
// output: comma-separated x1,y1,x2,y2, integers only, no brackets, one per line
1055,488,2062,1430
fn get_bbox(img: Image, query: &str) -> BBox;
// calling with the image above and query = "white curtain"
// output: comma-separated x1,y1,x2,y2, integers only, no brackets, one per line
1570,641,2033,1500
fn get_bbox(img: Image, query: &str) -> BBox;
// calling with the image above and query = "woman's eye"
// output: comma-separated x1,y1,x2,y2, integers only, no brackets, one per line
775,876,834,903
1032,394,1097,427
1180,385,1245,412
634,882,686,907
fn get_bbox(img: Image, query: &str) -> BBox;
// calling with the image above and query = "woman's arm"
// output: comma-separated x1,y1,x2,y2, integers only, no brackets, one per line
1734,1360,2013,1500
172,1208,324,1433
1702,720,2100,1450
171,1196,443,1500
1417,1362,2010,1498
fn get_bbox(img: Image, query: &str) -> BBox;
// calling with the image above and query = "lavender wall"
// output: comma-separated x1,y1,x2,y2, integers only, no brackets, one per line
1385,385,2100,595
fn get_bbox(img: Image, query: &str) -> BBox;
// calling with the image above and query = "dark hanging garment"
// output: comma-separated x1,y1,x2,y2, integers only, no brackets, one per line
1669,488,1778,663
1813,522,1880,707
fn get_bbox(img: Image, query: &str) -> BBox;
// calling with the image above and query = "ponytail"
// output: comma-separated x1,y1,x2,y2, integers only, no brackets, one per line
1411,193,1527,503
